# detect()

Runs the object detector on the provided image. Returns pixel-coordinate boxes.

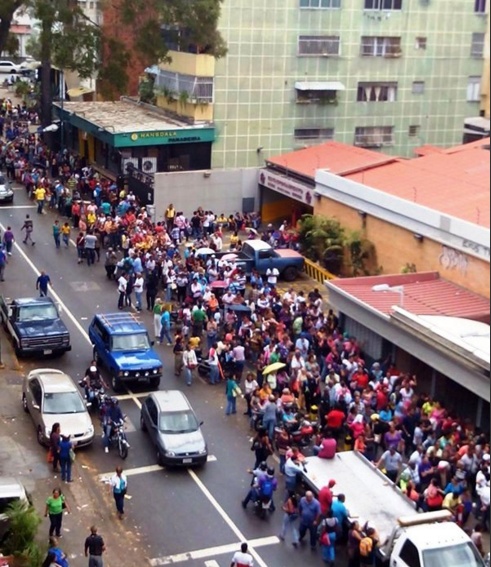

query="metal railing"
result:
[303,258,336,284]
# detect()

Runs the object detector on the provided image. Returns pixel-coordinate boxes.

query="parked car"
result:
[0,175,13,203]
[140,390,208,467]
[22,368,94,447]
[88,312,162,392]
[0,60,26,74]
[0,477,29,542]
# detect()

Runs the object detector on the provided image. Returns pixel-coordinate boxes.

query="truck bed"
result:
[302,452,417,543]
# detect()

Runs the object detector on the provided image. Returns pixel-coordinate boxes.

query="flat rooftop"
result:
[58,100,205,134]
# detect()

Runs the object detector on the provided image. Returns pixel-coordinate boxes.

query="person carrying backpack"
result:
[359,526,378,566]
[317,510,339,566]
[258,467,278,511]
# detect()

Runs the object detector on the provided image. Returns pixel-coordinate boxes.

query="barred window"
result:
[471,33,485,58]
[298,35,340,56]
[154,70,214,103]
[300,0,341,8]
[354,126,394,147]
[294,128,334,140]
[365,0,402,9]
[360,36,401,57]
[357,82,398,102]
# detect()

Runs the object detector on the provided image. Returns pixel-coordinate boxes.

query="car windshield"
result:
[159,410,199,434]
[112,333,150,351]
[18,305,58,322]
[43,392,86,414]
[423,542,484,567]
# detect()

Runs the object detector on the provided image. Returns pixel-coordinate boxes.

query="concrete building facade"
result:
[150,0,489,169]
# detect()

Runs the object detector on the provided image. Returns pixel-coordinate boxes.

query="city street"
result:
[0,187,325,567]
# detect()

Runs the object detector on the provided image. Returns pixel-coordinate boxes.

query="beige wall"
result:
[315,198,490,298]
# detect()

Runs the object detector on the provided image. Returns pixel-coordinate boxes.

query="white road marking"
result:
[0,222,93,347]
[113,392,148,402]
[97,455,217,480]
[0,205,36,209]
[187,469,270,567]
[149,536,279,566]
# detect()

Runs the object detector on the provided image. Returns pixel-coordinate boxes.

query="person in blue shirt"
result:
[298,491,322,550]
[101,398,124,453]
[159,309,172,345]
[331,493,350,541]
[36,271,52,296]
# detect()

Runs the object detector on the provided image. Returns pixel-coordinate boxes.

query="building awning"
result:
[67,87,94,98]
[295,81,345,91]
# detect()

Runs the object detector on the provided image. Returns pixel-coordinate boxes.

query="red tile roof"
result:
[329,272,490,323]
[346,139,490,228]
[266,141,396,180]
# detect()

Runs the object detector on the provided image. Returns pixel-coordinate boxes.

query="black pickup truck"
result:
[0,295,71,357]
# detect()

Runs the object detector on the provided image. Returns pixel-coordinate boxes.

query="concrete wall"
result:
[153,168,259,219]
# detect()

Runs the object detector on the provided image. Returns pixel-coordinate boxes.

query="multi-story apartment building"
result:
[150,0,489,168]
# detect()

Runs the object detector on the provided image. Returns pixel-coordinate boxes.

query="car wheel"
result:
[22,395,29,413]
[156,449,164,467]
[118,438,128,460]
[140,414,147,432]
[111,375,123,393]
[36,427,45,446]
[282,266,298,282]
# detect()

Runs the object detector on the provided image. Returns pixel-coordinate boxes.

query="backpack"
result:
[359,536,373,557]
[260,478,274,498]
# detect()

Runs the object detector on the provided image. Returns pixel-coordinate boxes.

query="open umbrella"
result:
[248,227,258,235]
[196,247,214,256]
[210,280,228,289]
[227,303,252,313]
[262,362,286,375]
[221,253,238,262]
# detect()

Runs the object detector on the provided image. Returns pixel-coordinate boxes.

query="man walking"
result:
[53,220,61,249]
[0,246,7,281]
[117,273,128,310]
[21,214,35,246]
[2,226,14,256]
[84,525,106,567]
[84,231,97,266]
[133,272,144,312]
[34,184,46,214]
[230,542,254,566]
[298,491,322,551]
[36,271,52,297]
[110,466,127,519]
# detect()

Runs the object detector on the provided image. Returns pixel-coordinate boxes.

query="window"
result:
[399,540,422,567]
[354,126,394,147]
[298,35,340,56]
[294,128,335,141]
[415,37,427,50]
[300,0,341,8]
[153,70,214,103]
[408,125,420,137]
[364,0,402,9]
[357,82,398,102]
[467,76,481,101]
[412,81,425,94]
[360,36,401,57]
[471,33,485,57]
[474,0,486,13]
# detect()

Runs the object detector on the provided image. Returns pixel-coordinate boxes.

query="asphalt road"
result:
[0,187,327,567]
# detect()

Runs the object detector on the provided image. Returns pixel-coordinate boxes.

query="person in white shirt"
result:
[266,267,279,287]
[110,466,128,519]
[182,344,198,387]
[133,273,144,311]
[230,542,254,567]
[117,274,128,310]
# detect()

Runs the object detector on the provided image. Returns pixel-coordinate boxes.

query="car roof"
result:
[14,297,55,306]
[0,477,27,499]
[95,313,146,334]
[243,240,271,251]
[29,368,76,393]
[151,390,192,412]
[403,522,472,549]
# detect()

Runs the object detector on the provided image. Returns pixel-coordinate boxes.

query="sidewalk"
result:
[0,328,144,566]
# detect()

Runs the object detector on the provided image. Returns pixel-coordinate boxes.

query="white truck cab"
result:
[379,510,485,567]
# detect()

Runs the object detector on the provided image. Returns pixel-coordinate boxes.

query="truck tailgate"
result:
[302,452,417,543]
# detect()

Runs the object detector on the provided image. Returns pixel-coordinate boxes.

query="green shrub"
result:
[1,500,42,559]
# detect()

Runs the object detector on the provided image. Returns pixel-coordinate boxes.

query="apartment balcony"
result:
[159,50,215,78]
[156,95,213,123]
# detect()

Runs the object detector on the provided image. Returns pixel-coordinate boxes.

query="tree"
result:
[0,0,23,57]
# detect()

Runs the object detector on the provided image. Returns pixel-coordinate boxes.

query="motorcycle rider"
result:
[242,462,267,509]
[81,362,108,403]
[101,397,124,454]
[257,466,278,512]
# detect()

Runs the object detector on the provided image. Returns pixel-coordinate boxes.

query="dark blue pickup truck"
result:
[0,296,71,357]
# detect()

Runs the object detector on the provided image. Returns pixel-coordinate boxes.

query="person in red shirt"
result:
[318,479,336,515]
[314,429,337,459]
[326,405,346,439]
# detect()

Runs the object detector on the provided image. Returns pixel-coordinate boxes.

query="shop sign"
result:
[115,128,215,147]
[259,169,313,206]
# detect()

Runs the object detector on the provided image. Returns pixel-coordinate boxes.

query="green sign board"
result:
[114,127,215,147]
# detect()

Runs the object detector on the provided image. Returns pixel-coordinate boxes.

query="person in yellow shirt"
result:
[86,211,96,228]
[61,222,71,247]
[34,186,46,214]
[165,203,175,232]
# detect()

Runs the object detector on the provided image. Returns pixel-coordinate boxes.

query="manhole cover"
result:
[70,281,101,292]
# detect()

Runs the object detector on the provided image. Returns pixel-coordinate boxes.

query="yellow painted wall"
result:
[262,199,293,223]
[156,95,214,122]
[159,51,215,77]
[314,198,490,298]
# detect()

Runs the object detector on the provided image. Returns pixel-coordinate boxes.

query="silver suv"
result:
[22,368,94,447]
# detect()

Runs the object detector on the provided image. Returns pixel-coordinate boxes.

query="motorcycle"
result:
[106,419,130,459]
[254,494,273,520]
[78,381,105,413]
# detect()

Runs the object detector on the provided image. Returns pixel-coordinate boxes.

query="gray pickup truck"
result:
[0,295,71,357]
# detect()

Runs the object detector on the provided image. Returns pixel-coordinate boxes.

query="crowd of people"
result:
[0,125,489,566]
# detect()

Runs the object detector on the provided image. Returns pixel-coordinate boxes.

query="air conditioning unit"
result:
[122,158,139,173]
[140,157,157,174]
